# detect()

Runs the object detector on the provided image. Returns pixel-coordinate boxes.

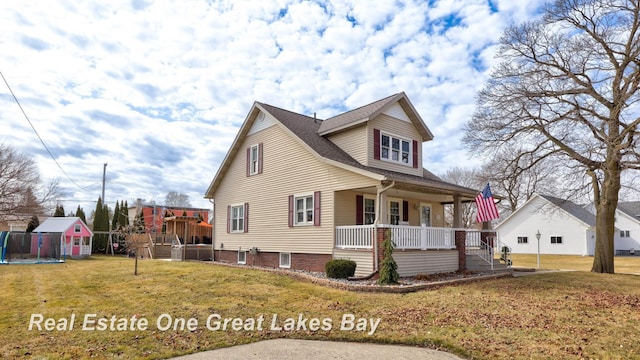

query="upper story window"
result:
[74,224,81,233]
[374,129,418,168]
[246,143,263,176]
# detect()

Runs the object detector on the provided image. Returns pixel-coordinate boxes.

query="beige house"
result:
[205,92,500,276]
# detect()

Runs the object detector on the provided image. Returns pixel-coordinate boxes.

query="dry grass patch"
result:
[1,256,639,359]
[510,253,640,273]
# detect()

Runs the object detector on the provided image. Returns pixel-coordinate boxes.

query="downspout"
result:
[208,198,215,261]
[373,180,395,271]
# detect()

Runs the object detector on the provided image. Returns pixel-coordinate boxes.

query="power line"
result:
[1,71,86,190]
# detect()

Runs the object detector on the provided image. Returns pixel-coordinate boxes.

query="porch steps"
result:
[466,254,513,274]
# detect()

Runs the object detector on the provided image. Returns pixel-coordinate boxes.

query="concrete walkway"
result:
[171,339,464,360]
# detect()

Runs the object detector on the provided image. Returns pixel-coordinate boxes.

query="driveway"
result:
[171,339,464,360]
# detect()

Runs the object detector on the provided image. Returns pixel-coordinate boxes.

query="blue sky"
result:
[0,0,545,213]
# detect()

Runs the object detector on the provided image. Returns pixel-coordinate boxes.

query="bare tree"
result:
[0,144,59,222]
[439,167,482,228]
[164,191,191,207]
[464,0,640,273]
[480,146,562,213]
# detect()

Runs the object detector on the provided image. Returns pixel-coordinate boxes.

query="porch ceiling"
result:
[339,183,476,204]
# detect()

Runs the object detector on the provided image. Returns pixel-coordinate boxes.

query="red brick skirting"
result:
[215,249,331,273]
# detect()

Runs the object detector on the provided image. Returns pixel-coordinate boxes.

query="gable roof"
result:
[205,94,478,199]
[496,193,595,229]
[617,201,640,221]
[317,92,434,141]
[538,194,596,226]
[33,217,91,234]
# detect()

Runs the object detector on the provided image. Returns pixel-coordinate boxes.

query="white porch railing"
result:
[335,225,375,249]
[465,230,511,270]
[334,225,456,250]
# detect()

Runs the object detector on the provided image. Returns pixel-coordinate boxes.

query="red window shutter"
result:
[314,191,321,226]
[403,200,409,222]
[288,195,294,228]
[244,203,249,233]
[373,129,380,160]
[246,147,251,177]
[258,143,263,174]
[226,205,231,233]
[412,140,419,168]
[356,195,363,225]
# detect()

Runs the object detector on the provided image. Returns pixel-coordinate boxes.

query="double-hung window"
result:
[289,192,320,227]
[250,144,259,175]
[295,194,314,225]
[380,133,411,165]
[246,143,263,176]
[230,204,245,232]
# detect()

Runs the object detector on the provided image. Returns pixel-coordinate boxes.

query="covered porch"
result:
[332,180,508,276]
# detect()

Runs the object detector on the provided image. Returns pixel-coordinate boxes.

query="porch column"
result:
[453,195,462,228]
[377,189,389,225]
[455,230,466,271]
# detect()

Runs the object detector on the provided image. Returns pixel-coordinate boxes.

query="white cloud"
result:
[0,0,543,212]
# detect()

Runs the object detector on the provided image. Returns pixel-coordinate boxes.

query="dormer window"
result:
[380,133,411,165]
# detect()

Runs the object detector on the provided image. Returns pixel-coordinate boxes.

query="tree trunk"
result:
[591,167,620,274]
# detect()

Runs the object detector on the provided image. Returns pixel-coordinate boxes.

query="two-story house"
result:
[204,92,484,276]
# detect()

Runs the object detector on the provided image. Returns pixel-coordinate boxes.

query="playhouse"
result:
[32,217,93,258]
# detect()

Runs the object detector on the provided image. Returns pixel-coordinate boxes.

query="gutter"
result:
[208,198,215,261]
[373,180,395,271]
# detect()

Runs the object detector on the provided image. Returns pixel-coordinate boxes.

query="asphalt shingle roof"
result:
[539,194,596,226]
[257,101,479,198]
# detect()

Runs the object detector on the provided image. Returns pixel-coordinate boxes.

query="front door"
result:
[420,204,432,227]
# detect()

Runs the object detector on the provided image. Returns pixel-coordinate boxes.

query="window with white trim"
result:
[74,237,81,246]
[238,251,247,264]
[231,205,245,232]
[279,253,291,268]
[517,236,528,244]
[295,194,314,225]
[550,236,563,244]
[389,200,400,225]
[364,197,375,225]
[74,224,81,233]
[250,144,259,175]
[380,133,411,165]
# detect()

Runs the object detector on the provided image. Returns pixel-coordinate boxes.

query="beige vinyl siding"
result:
[393,250,459,277]
[325,124,368,164]
[333,249,374,276]
[214,124,377,255]
[368,114,422,176]
[334,190,361,226]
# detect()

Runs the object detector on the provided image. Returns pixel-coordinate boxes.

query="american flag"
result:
[475,183,499,223]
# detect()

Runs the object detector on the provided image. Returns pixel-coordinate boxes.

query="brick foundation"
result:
[214,249,331,273]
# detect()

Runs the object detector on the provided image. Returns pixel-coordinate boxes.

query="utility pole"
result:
[102,163,107,203]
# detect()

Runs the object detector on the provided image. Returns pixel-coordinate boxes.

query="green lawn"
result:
[1,256,639,359]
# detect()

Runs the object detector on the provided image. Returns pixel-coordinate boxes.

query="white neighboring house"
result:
[613,202,640,254]
[497,194,640,256]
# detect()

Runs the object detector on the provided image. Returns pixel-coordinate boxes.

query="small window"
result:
[238,251,247,264]
[295,194,314,225]
[620,230,630,238]
[250,144,259,175]
[551,236,563,244]
[279,253,291,268]
[517,236,528,244]
[74,224,81,233]
[74,237,80,246]
[231,205,244,232]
